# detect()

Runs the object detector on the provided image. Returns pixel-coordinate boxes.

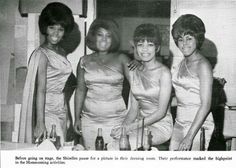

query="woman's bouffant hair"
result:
[39,2,74,36]
[86,18,120,52]
[171,14,205,49]
[133,23,162,47]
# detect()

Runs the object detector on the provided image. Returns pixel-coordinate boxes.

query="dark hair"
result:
[39,2,74,36]
[86,18,120,52]
[133,23,161,47]
[171,14,205,49]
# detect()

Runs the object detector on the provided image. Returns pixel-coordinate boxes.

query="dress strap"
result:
[79,57,85,69]
[38,47,50,61]
[96,53,123,74]
[184,60,197,78]
[176,60,184,79]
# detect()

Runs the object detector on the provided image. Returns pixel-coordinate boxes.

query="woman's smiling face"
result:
[136,40,158,62]
[46,24,65,45]
[95,28,112,52]
[177,34,198,57]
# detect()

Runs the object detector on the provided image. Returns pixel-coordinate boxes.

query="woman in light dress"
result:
[111,23,173,150]
[74,18,139,150]
[19,2,74,145]
[169,14,214,151]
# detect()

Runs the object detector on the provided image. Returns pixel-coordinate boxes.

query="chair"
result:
[208,77,227,150]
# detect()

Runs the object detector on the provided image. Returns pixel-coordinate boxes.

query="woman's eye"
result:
[186,37,192,41]
[178,38,183,42]
[48,26,54,29]
[59,28,65,32]
[137,43,143,47]
[106,34,111,38]
[148,43,155,46]
[97,33,103,36]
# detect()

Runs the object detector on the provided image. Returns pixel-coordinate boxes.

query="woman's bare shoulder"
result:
[198,56,212,73]
[80,53,96,62]
[158,62,170,73]
[159,63,171,81]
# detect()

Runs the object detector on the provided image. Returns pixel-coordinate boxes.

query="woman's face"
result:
[46,24,65,45]
[177,34,197,57]
[95,28,112,52]
[136,40,158,62]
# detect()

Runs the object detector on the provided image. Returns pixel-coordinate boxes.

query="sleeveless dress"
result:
[19,47,72,145]
[80,54,127,150]
[170,60,214,151]
[128,67,173,150]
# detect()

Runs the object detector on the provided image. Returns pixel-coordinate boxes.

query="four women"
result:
[20,1,215,151]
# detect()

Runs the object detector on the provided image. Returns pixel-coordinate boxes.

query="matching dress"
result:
[20,47,214,151]
[170,60,214,150]
[19,47,72,145]
[79,54,128,150]
[128,66,173,150]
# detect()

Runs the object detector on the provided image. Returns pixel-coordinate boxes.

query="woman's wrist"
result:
[126,122,136,132]
[185,131,195,141]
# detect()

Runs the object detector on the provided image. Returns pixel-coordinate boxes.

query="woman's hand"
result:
[127,40,143,71]
[74,119,82,135]
[178,135,193,151]
[34,123,46,140]
[127,59,142,71]
[110,125,122,139]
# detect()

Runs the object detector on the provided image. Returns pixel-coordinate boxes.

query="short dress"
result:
[170,60,214,151]
[128,66,173,150]
[79,54,128,150]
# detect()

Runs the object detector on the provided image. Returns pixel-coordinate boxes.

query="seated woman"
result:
[111,23,173,150]
[169,14,214,151]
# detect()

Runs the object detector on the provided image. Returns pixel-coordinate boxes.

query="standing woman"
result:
[111,23,173,150]
[170,14,214,151]
[19,2,74,145]
[74,19,138,150]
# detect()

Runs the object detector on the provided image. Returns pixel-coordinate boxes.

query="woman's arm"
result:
[127,67,172,131]
[74,58,88,135]
[119,53,132,82]
[34,53,48,138]
[178,60,213,151]
[119,53,142,82]
[123,92,139,125]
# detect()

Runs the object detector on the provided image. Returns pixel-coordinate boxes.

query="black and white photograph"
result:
[1,0,236,167]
